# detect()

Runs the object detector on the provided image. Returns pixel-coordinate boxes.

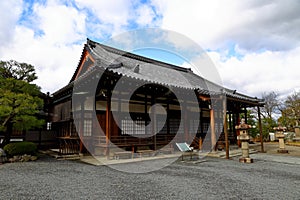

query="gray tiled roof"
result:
[54,39,263,106]
[90,40,220,90]
[86,39,263,105]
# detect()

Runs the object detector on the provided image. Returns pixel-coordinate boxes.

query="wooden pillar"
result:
[118,97,121,136]
[228,112,232,145]
[257,106,264,152]
[229,113,232,133]
[223,97,229,159]
[151,95,157,151]
[199,109,203,150]
[244,107,248,124]
[210,108,216,151]
[79,101,84,153]
[236,108,241,147]
[105,90,111,157]
[184,102,189,142]
[167,101,170,135]
[145,93,148,135]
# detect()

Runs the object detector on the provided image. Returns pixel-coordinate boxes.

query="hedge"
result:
[3,142,37,156]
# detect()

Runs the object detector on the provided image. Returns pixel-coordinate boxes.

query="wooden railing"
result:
[58,136,80,155]
[93,134,195,149]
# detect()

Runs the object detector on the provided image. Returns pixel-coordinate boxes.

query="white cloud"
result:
[155,0,239,49]
[155,0,300,51]
[0,0,299,99]
[214,48,300,97]
[29,0,86,45]
[1,25,83,93]
[0,0,86,93]
[149,0,167,15]
[136,5,155,26]
[0,1,23,45]
[75,0,133,36]
[181,47,300,98]
[149,0,300,98]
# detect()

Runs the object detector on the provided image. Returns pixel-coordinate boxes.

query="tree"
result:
[260,91,280,119]
[251,91,280,140]
[260,92,281,139]
[279,92,300,129]
[0,60,37,82]
[0,60,44,146]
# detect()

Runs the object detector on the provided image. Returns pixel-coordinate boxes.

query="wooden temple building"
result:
[50,39,264,158]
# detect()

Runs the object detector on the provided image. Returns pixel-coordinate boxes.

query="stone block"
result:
[239,157,253,163]
[295,127,300,137]
[277,149,289,153]
[30,156,38,161]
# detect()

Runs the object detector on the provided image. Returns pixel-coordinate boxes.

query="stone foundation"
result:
[239,157,253,163]
[277,149,289,153]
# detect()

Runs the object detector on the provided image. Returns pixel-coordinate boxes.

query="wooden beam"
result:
[235,106,241,147]
[223,97,229,159]
[210,108,216,151]
[200,109,203,150]
[226,96,261,107]
[105,90,111,157]
[145,93,148,135]
[184,102,189,142]
[79,101,84,153]
[244,107,248,124]
[151,96,157,151]
[167,101,170,135]
[257,106,265,152]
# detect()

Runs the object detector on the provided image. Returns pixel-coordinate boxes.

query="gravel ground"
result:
[0,154,299,200]
[252,142,300,156]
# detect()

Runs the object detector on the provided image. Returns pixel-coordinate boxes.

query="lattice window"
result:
[121,119,132,135]
[169,118,183,134]
[135,117,146,135]
[83,120,92,136]
[215,123,219,133]
[189,119,200,134]
[121,117,145,135]
[157,120,167,134]
[202,122,210,134]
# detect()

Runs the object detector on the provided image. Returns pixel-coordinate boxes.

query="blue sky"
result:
[0,0,300,98]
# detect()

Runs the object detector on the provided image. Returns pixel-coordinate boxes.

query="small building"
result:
[50,39,264,157]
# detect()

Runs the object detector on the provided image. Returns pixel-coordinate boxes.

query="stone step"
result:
[217,149,258,158]
[39,150,81,160]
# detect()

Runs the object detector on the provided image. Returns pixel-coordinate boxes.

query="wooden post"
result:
[236,108,241,147]
[223,97,229,159]
[184,102,189,142]
[151,95,157,151]
[145,93,148,135]
[199,109,203,150]
[79,101,84,153]
[210,108,216,151]
[105,90,111,157]
[199,137,203,150]
[244,107,248,124]
[229,113,232,133]
[167,101,170,135]
[153,106,157,151]
[257,106,264,152]
[232,112,237,144]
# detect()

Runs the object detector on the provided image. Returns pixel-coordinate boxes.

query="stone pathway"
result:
[41,142,300,166]
[252,142,300,156]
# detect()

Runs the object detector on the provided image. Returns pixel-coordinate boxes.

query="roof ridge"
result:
[87,38,192,73]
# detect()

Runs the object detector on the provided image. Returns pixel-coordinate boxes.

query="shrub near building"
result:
[3,142,38,162]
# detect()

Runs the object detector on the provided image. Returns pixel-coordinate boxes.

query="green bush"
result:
[3,142,37,156]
